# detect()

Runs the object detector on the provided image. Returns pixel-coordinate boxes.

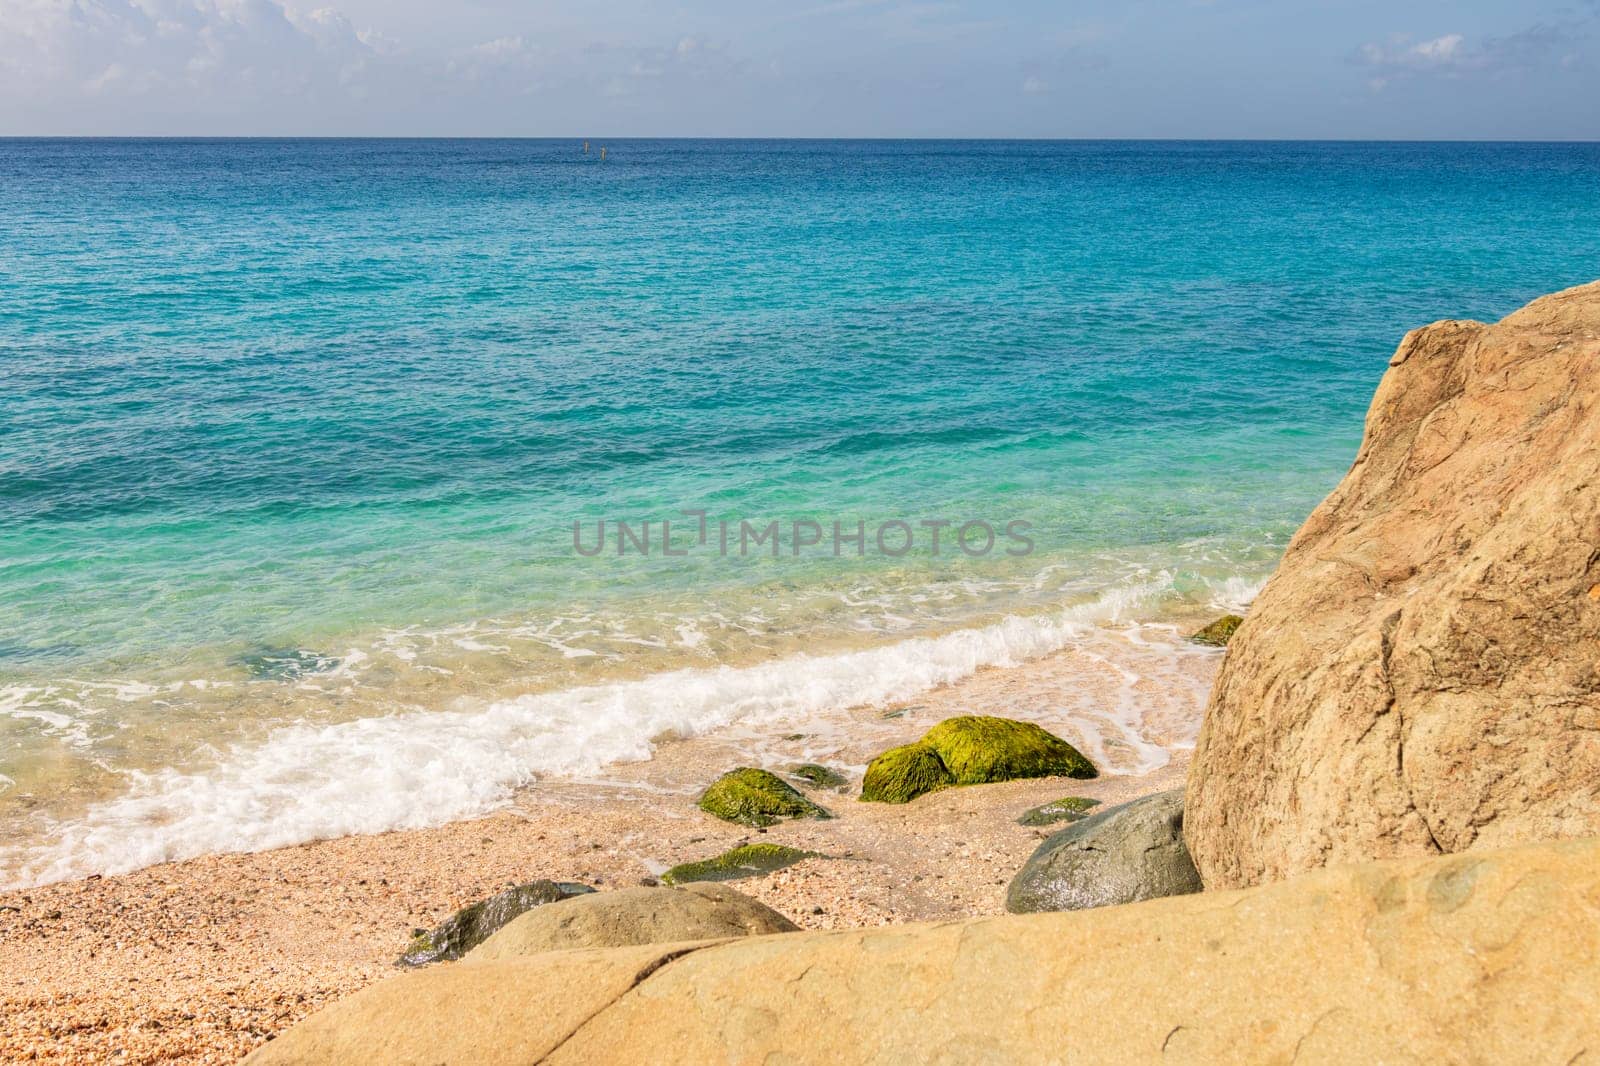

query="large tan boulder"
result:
[249,837,1600,1064]
[467,882,797,960]
[243,941,720,1066]
[1187,281,1600,889]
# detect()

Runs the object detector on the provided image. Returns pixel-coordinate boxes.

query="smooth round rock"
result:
[1006,789,1202,913]
[467,882,798,960]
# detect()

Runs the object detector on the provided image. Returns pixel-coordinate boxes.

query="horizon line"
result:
[3,135,1599,144]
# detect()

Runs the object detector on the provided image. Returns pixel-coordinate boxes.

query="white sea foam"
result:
[1203,574,1268,615]
[0,685,93,745]
[1,580,1181,889]
[1060,633,1198,775]
[674,622,707,649]
[452,637,511,653]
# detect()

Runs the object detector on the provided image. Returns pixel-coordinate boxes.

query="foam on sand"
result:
[1,581,1202,889]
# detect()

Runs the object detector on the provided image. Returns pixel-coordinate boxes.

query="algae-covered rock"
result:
[468,883,797,960]
[862,716,1095,804]
[924,716,1095,785]
[788,763,848,790]
[398,880,594,966]
[1189,614,1243,647]
[661,844,817,885]
[1017,795,1101,827]
[860,742,954,803]
[697,768,832,827]
[1007,790,1201,913]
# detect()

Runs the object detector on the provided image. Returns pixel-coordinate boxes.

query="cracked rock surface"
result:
[1186,281,1600,889]
[246,837,1600,1064]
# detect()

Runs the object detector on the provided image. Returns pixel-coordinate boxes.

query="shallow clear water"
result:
[3,139,1598,884]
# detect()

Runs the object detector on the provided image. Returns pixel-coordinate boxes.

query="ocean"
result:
[3,138,1598,887]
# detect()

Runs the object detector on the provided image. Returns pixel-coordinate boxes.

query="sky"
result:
[1,1,1598,138]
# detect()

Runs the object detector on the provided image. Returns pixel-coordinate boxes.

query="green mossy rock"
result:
[861,716,1097,804]
[1018,796,1102,827]
[661,844,818,886]
[697,768,832,827]
[860,742,955,803]
[788,763,849,790]
[924,716,1097,785]
[397,880,595,967]
[1190,614,1244,647]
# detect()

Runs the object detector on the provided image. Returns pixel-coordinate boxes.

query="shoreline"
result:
[2,606,1227,891]
[0,638,1216,1064]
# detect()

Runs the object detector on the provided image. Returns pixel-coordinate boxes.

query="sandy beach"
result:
[0,637,1214,1064]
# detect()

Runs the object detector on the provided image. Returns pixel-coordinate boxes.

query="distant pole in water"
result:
[600,146,607,161]
[583,140,590,154]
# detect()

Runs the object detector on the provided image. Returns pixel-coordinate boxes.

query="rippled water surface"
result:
[3,139,1598,883]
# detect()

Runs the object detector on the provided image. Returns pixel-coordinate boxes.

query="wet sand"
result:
[0,637,1216,1064]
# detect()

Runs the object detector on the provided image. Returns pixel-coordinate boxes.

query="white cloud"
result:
[1410,33,1462,61]
[1360,32,1465,71]
[0,0,377,104]
[1357,16,1591,91]
[465,35,528,61]
[0,1,772,129]
[586,35,752,96]
[445,34,537,83]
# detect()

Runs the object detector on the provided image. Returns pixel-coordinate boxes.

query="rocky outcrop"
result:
[1006,790,1201,912]
[859,740,952,803]
[396,880,593,966]
[1015,795,1100,827]
[861,716,1095,803]
[697,768,831,827]
[248,837,1600,1064]
[660,843,816,885]
[467,883,797,960]
[1187,282,1600,889]
[787,763,849,790]
[1188,614,1242,646]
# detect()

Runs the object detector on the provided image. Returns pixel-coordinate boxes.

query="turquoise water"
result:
[3,139,1598,883]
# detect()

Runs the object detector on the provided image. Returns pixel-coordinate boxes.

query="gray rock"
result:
[398,880,595,966]
[1006,790,1201,913]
